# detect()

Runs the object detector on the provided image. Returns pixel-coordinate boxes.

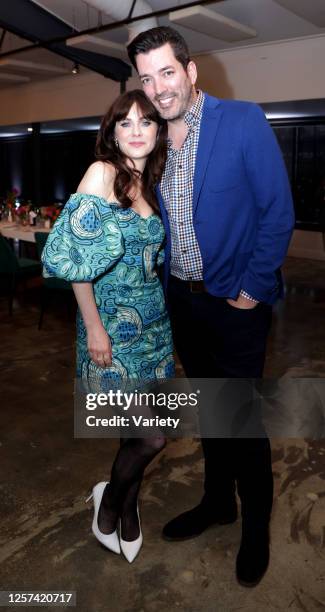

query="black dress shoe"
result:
[162,502,238,541]
[236,526,270,587]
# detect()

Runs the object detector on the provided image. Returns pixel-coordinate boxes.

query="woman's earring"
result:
[114,137,119,148]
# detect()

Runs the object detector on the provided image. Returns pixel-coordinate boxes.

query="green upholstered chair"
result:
[0,233,41,315]
[34,231,74,329]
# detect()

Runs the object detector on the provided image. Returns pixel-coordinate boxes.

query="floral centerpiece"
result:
[15,203,30,225]
[5,188,20,221]
[41,205,61,228]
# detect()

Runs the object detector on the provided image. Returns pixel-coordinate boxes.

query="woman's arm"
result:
[72,282,112,368]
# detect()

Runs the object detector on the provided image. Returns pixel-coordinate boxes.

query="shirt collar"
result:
[184,89,204,128]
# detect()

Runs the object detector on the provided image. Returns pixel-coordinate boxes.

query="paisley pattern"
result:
[42,193,175,390]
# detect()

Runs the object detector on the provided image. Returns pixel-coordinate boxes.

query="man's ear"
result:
[187,60,197,86]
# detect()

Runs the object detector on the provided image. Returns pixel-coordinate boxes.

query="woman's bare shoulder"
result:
[76,161,116,199]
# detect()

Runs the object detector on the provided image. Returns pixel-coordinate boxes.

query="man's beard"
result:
[155,89,193,122]
[160,106,186,122]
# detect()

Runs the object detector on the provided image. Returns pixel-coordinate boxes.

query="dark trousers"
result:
[168,276,274,527]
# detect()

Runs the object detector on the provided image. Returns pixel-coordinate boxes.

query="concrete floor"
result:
[0,256,325,612]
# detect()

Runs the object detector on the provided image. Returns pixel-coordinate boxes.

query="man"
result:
[127,27,294,586]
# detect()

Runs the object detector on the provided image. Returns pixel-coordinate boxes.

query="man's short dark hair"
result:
[127,26,190,71]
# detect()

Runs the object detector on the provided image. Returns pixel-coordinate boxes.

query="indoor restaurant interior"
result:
[0,1,324,611]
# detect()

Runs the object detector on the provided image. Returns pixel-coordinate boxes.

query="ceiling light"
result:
[27,127,33,132]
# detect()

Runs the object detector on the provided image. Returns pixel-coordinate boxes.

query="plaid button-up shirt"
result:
[160,90,204,280]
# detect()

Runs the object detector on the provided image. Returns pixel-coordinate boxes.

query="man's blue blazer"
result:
[157,93,295,305]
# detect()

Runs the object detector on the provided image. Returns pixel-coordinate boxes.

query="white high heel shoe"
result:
[119,506,143,563]
[86,481,120,554]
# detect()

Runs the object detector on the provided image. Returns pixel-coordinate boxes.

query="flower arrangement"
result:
[5,188,20,221]
[15,204,30,224]
[41,205,61,227]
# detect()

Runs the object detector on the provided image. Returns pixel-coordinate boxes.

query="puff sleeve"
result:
[41,193,124,282]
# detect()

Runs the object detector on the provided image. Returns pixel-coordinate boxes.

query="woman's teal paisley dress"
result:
[42,193,175,390]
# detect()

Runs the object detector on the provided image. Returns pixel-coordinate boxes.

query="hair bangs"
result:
[113,90,161,124]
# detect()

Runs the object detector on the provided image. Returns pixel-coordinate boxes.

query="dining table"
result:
[0,221,51,243]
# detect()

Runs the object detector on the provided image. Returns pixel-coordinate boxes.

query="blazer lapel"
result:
[193,96,223,216]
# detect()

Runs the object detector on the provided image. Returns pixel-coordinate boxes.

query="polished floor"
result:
[0,256,324,612]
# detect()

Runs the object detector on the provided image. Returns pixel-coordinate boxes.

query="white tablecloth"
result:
[0,221,50,243]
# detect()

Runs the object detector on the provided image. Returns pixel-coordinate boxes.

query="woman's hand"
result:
[87,324,112,368]
[71,283,112,368]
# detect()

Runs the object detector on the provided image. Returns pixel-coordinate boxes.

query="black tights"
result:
[98,435,166,540]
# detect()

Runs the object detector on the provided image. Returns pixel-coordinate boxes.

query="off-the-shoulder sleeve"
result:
[41,193,124,281]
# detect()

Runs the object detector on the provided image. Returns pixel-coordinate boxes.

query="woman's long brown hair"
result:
[95,89,167,213]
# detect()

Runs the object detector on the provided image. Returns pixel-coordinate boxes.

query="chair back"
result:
[0,234,19,274]
[34,232,49,259]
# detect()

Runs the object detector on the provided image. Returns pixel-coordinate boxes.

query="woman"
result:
[42,90,175,562]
